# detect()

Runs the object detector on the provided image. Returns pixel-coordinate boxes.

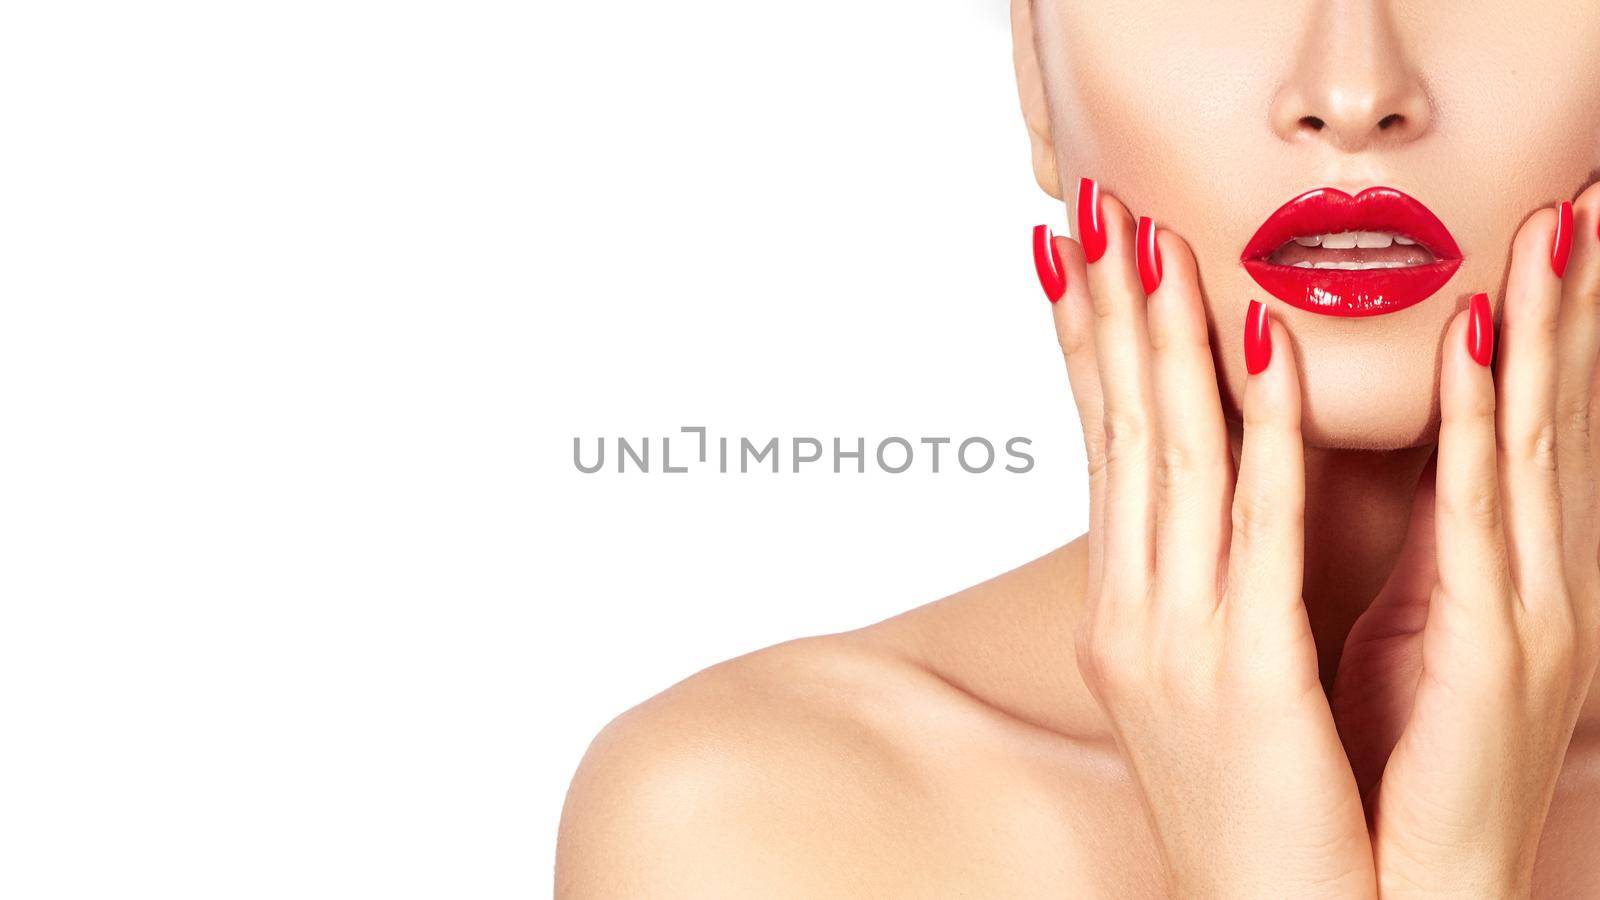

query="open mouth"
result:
[1241,187,1462,317]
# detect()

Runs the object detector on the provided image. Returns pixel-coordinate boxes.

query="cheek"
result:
[1423,17,1600,259]
[1037,1,1600,449]
[1042,1,1293,199]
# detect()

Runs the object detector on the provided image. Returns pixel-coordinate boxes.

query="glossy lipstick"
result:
[1241,187,1462,317]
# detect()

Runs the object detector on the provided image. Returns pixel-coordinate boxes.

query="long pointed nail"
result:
[1245,300,1272,375]
[1553,201,1574,278]
[1467,293,1494,366]
[1076,177,1106,263]
[1136,216,1162,294]
[1032,224,1066,302]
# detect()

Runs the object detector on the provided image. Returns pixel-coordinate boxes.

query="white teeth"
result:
[1288,230,1419,248]
[1278,229,1429,267]
[1308,260,1411,270]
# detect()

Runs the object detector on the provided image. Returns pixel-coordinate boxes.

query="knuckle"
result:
[1084,447,1110,483]
[1158,442,1196,493]
[1102,410,1150,461]
[1500,422,1559,473]
[1448,392,1497,427]
[1441,480,1503,529]
[1231,488,1291,540]
[1528,597,1593,682]
[1530,638,1579,693]
[1158,447,1226,520]
[1057,326,1090,360]
[1077,623,1141,696]
[1091,288,1123,322]
[1558,397,1593,442]
[1081,426,1110,481]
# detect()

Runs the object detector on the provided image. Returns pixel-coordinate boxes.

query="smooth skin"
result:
[558,0,1600,894]
[1054,190,1600,896]
[557,187,1600,898]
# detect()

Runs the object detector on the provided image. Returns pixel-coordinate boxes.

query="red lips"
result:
[1241,187,1462,318]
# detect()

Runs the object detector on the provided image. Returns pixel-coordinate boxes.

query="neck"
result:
[881,435,1437,740]
[1294,439,1433,682]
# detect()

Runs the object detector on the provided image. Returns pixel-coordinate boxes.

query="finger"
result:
[1079,178,1157,600]
[1046,229,1108,596]
[1559,187,1600,583]
[1435,297,1514,616]
[1146,224,1231,606]
[1496,205,1567,601]
[1224,304,1306,616]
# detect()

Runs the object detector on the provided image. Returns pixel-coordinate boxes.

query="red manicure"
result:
[1245,300,1272,375]
[1077,177,1106,263]
[1032,224,1067,302]
[1136,216,1162,294]
[1553,200,1574,278]
[1467,292,1494,367]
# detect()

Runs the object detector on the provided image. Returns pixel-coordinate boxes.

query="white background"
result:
[1,1,1089,896]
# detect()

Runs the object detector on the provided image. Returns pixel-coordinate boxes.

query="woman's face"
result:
[1014,0,1600,449]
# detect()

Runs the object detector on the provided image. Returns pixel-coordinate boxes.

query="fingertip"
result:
[1575,179,1600,212]
[1439,300,1495,419]
[1242,308,1300,426]
[1152,229,1198,292]
[1555,200,1575,278]
[1243,299,1273,377]
[1514,204,1561,255]
[1509,204,1563,288]
[1093,190,1137,263]
[1145,229,1207,350]
[1467,292,1494,367]
[1049,233,1093,352]
[1265,316,1301,406]
[1053,233,1088,285]
[1145,227,1202,305]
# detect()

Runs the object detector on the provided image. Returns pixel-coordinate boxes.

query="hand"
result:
[1043,182,1375,898]
[1333,191,1600,897]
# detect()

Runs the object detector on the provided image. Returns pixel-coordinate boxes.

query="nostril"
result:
[1298,115,1325,132]
[1378,114,1405,131]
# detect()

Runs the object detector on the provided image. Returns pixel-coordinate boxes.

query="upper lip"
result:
[1241,186,1462,264]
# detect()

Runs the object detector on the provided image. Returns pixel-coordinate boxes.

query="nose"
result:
[1270,0,1432,151]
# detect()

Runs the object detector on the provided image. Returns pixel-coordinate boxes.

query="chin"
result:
[1296,358,1441,451]
[1208,264,1453,452]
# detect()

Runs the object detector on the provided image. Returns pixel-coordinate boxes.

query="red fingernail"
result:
[1553,200,1574,278]
[1032,224,1066,302]
[1245,299,1272,375]
[1077,177,1106,263]
[1467,292,1493,367]
[1136,216,1162,294]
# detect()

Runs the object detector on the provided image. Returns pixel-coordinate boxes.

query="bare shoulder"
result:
[555,634,978,896]
[556,542,1164,897]
[554,621,1131,897]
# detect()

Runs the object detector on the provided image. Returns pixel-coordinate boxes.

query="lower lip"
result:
[1241,258,1462,318]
